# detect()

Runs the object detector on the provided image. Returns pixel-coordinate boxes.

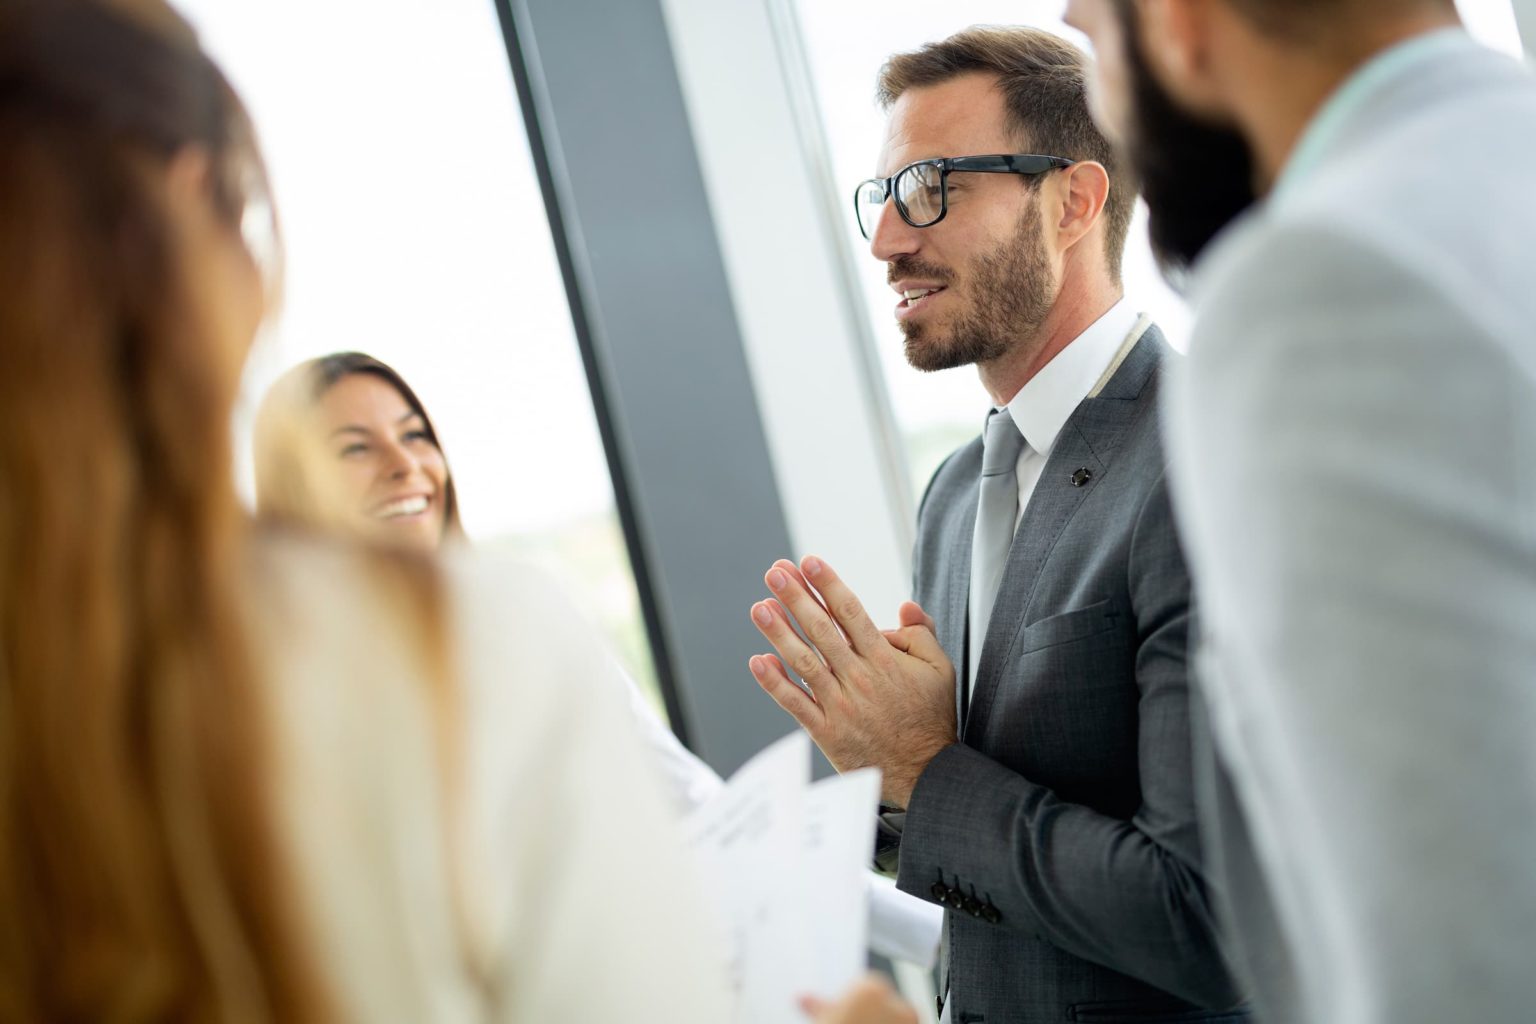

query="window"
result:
[177,0,665,710]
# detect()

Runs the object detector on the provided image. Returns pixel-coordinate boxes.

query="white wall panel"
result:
[660,0,915,622]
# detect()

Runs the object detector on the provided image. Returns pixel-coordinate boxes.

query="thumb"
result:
[901,625,949,668]
[883,622,949,669]
[897,600,935,632]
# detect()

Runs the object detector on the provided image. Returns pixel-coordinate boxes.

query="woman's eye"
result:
[403,430,432,444]
[339,443,368,457]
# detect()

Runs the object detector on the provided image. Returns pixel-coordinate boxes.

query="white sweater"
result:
[259,540,733,1022]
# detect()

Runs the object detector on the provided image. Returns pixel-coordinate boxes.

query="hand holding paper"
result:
[802,975,919,1024]
[748,555,956,808]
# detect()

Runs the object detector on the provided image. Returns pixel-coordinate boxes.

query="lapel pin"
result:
[1071,467,1093,487]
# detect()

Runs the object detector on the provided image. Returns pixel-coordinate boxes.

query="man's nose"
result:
[868,198,920,264]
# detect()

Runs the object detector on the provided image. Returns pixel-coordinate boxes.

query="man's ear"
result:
[1056,160,1110,251]
[1136,0,1215,99]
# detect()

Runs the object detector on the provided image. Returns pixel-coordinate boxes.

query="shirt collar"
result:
[1272,28,1473,206]
[1001,298,1138,456]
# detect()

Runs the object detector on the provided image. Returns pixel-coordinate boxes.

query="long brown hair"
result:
[254,352,466,541]
[0,1,328,1019]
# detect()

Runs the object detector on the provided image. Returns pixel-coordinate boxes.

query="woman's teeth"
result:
[377,496,429,519]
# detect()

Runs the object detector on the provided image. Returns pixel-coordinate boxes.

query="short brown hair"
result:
[877,26,1134,282]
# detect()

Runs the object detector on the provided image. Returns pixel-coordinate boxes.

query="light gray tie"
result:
[968,408,1026,694]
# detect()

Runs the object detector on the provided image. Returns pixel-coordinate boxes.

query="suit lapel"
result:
[963,328,1165,736]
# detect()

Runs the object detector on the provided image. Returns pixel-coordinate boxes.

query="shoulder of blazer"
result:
[1095,325,1171,404]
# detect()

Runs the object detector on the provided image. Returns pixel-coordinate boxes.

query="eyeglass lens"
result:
[855,162,946,239]
[855,179,887,240]
[894,162,944,229]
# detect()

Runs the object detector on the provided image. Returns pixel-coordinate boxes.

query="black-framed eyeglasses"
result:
[853,154,1074,240]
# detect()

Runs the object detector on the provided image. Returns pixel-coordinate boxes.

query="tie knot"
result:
[981,409,1025,477]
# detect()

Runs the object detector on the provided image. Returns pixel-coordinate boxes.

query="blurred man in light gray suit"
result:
[746,27,1246,1024]
[1066,0,1536,1020]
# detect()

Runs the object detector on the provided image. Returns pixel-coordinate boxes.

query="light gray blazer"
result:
[1167,31,1536,1024]
[888,331,1246,1024]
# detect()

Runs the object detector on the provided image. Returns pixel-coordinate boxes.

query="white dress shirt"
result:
[1003,299,1141,531]
[967,299,1143,686]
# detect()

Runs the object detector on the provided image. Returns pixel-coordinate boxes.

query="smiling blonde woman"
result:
[254,352,463,550]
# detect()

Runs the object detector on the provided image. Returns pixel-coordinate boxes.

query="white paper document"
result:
[684,732,882,1023]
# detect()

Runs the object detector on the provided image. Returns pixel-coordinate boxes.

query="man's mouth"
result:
[896,285,947,318]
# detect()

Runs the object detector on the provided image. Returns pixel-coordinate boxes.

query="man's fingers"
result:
[799,995,829,1018]
[801,556,888,657]
[751,599,837,692]
[748,653,824,730]
[765,560,855,672]
[800,975,918,1023]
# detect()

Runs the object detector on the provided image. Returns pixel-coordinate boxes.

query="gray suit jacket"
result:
[1168,30,1536,1024]
[887,330,1245,1024]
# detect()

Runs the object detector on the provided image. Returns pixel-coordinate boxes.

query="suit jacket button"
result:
[961,895,982,917]
[1071,467,1093,487]
[982,903,1002,924]
[930,882,949,902]
[946,890,967,911]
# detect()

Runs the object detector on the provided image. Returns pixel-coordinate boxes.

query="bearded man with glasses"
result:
[748,26,1246,1024]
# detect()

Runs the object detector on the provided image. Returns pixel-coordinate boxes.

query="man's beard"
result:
[896,201,1055,373]
[1115,1,1257,280]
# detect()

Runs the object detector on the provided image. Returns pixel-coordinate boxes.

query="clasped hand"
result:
[748,555,956,808]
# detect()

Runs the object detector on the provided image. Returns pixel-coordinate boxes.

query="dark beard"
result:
[1116,1,1257,281]
[897,201,1054,372]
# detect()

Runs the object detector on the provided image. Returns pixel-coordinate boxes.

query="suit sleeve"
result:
[1170,218,1536,1022]
[893,472,1241,1009]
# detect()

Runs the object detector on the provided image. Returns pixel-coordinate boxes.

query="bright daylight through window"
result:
[174,0,666,711]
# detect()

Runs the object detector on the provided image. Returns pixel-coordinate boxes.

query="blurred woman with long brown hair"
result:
[0,1,730,1020]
